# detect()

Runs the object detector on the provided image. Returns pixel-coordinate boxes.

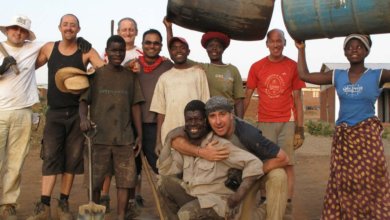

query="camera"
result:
[224,168,242,191]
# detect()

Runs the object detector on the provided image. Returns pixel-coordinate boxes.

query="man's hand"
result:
[163,16,172,29]
[225,205,240,220]
[155,141,163,156]
[199,140,229,161]
[0,56,16,75]
[80,118,93,132]
[77,37,92,53]
[227,192,241,210]
[293,126,305,150]
[124,59,140,73]
[134,137,142,157]
[295,40,305,50]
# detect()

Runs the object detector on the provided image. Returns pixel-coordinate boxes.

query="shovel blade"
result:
[78,202,106,220]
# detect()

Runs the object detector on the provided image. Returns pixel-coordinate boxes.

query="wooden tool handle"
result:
[0,43,20,75]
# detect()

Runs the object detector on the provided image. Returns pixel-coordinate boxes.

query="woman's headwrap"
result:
[343,34,372,54]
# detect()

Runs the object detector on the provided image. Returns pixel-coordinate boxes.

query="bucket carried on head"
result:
[282,0,390,40]
[166,0,275,41]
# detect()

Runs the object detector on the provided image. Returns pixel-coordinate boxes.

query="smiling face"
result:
[206,39,225,64]
[5,26,29,47]
[117,19,137,46]
[169,40,190,66]
[58,14,80,41]
[184,110,208,140]
[106,41,126,67]
[344,38,368,64]
[266,29,285,61]
[142,33,162,60]
[207,110,234,138]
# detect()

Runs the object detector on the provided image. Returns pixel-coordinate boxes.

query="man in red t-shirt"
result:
[244,29,306,218]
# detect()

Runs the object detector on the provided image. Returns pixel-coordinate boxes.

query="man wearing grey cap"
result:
[0,15,44,220]
[158,99,264,219]
[169,96,290,219]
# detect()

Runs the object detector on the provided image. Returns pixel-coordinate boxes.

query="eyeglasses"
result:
[143,41,161,46]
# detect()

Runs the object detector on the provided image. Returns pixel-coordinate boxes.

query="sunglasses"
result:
[143,41,161,46]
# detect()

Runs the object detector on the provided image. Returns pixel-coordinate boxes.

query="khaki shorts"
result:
[257,121,295,165]
[91,144,136,190]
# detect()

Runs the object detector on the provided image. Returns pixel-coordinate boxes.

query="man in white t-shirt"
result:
[150,37,210,153]
[102,17,143,63]
[0,15,43,219]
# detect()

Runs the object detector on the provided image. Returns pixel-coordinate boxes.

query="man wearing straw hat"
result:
[0,15,43,220]
[27,14,105,220]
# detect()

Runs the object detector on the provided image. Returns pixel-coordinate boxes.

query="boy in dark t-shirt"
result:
[79,35,144,220]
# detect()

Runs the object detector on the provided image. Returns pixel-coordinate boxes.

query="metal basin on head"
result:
[167,0,275,41]
[282,0,390,41]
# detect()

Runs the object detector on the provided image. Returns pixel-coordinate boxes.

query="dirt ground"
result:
[9,118,390,220]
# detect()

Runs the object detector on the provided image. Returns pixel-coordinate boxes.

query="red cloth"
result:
[201,32,230,48]
[139,56,163,73]
[246,56,306,122]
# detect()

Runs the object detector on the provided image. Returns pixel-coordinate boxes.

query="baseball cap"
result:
[168,36,188,48]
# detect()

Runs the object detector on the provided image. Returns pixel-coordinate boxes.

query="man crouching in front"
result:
[157,98,264,220]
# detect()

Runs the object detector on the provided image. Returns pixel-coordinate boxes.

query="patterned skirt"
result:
[322,117,390,220]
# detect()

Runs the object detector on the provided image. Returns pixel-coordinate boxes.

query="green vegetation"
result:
[305,120,334,137]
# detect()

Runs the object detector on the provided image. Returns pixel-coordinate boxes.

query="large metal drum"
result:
[282,0,390,40]
[166,0,275,41]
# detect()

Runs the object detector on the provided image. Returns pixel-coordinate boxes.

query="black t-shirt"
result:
[81,65,144,145]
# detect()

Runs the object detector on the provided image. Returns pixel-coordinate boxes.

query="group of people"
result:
[0,12,389,220]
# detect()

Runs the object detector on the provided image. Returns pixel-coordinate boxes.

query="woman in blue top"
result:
[296,34,390,219]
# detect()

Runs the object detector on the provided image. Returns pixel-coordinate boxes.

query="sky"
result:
[1,0,389,85]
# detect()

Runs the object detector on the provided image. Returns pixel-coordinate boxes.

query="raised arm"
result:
[163,16,173,46]
[295,41,333,85]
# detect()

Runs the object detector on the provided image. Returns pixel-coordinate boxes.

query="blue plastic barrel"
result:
[282,0,390,40]
[166,0,275,41]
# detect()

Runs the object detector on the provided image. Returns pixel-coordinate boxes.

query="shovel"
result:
[140,151,165,220]
[78,126,106,220]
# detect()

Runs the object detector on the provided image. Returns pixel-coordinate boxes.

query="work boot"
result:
[254,203,267,219]
[0,204,17,220]
[99,195,110,213]
[283,201,293,220]
[26,202,51,220]
[135,195,145,207]
[125,200,141,219]
[57,199,73,220]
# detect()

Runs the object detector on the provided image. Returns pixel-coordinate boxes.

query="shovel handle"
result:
[83,125,97,203]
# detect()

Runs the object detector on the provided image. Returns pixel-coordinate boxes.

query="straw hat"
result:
[0,15,36,41]
[55,67,90,94]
